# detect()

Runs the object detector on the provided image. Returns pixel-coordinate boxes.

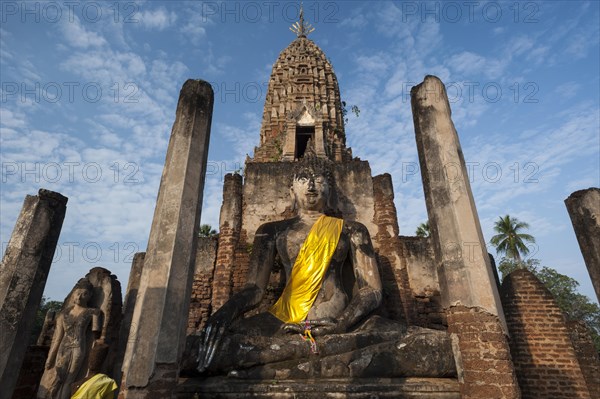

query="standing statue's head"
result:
[72,278,93,307]
[291,156,334,213]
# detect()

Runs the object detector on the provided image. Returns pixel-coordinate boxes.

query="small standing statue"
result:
[37,278,102,399]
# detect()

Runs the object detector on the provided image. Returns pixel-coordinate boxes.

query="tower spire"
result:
[289,3,315,38]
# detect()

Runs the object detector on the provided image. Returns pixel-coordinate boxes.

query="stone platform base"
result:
[177,377,460,398]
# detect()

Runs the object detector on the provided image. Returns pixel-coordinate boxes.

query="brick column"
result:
[0,189,67,399]
[501,269,592,398]
[210,173,243,311]
[411,75,520,398]
[120,80,213,398]
[371,173,412,323]
[565,188,600,302]
[567,320,600,398]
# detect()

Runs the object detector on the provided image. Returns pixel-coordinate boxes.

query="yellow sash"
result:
[269,215,343,323]
[71,373,118,399]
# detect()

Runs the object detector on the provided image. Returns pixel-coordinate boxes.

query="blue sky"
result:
[1,1,599,304]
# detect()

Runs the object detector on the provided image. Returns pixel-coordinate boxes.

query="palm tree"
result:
[415,221,430,238]
[199,224,217,237]
[490,215,535,263]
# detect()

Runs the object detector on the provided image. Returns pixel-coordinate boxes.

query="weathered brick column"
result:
[411,75,520,398]
[210,173,243,311]
[0,189,67,399]
[120,79,213,398]
[565,188,600,302]
[567,320,600,398]
[372,173,412,323]
[501,269,592,398]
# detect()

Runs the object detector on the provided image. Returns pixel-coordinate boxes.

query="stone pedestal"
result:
[565,188,600,302]
[0,189,67,399]
[177,377,460,399]
[411,76,520,398]
[120,79,213,398]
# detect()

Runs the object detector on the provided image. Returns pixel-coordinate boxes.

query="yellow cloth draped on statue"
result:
[269,215,344,323]
[71,373,118,399]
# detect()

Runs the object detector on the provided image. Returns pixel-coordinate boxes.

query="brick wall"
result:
[501,268,591,398]
[446,306,521,398]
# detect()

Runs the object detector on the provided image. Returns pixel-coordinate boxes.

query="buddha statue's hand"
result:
[310,318,339,336]
[280,323,304,334]
[279,318,338,336]
[197,309,234,373]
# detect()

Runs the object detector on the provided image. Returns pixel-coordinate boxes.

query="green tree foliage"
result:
[490,215,536,262]
[341,101,360,124]
[31,296,63,344]
[499,258,600,351]
[199,224,218,237]
[415,221,430,238]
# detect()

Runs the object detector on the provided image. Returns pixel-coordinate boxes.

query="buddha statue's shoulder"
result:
[341,220,371,235]
[255,217,299,237]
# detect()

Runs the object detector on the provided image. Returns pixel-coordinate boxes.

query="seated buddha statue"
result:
[194,157,455,379]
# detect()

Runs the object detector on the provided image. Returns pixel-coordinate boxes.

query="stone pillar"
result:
[0,189,67,399]
[114,252,145,385]
[565,188,600,302]
[282,122,296,161]
[120,79,213,398]
[314,116,327,158]
[411,75,520,398]
[210,173,243,311]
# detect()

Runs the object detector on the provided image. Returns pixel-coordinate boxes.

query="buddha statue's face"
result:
[73,287,91,306]
[291,170,330,212]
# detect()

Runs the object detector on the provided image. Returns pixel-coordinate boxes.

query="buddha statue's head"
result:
[72,278,93,307]
[290,157,334,213]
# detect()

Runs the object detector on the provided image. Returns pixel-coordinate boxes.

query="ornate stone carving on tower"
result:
[252,10,351,163]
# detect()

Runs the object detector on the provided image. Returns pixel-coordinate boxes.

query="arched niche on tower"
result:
[282,103,326,161]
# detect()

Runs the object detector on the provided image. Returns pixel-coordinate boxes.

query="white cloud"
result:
[339,13,368,28]
[554,82,581,99]
[0,108,26,129]
[565,34,592,59]
[179,2,214,45]
[446,52,507,80]
[0,28,13,61]
[139,7,177,31]
[60,16,107,49]
[355,53,392,74]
